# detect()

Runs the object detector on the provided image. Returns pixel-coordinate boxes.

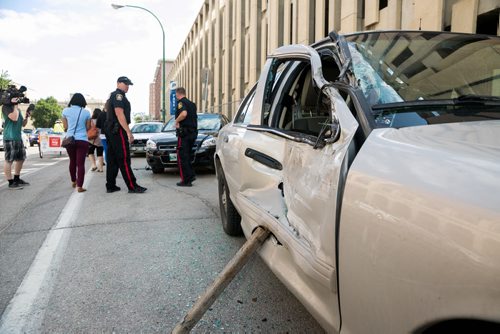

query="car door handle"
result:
[245,148,283,170]
[223,135,229,143]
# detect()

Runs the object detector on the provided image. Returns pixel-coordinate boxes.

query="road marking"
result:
[0,171,93,333]
[32,163,57,166]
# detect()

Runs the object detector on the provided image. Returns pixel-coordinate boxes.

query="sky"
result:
[0,0,204,115]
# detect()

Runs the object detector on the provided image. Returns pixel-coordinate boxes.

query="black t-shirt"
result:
[96,111,106,129]
[107,88,131,125]
[175,97,197,129]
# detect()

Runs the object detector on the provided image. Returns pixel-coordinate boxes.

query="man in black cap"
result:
[174,87,197,187]
[105,76,147,193]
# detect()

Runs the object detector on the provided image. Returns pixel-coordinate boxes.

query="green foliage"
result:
[0,70,12,90]
[133,113,153,123]
[32,97,62,128]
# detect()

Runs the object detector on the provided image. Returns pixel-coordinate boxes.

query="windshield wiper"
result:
[454,94,500,104]
[373,95,500,111]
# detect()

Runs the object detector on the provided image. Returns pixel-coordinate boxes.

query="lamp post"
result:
[112,4,166,122]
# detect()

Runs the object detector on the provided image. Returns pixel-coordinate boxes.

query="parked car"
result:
[30,128,53,146]
[21,132,30,148]
[215,30,500,333]
[146,113,229,173]
[129,121,163,155]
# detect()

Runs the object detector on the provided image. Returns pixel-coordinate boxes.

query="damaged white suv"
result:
[215,31,500,333]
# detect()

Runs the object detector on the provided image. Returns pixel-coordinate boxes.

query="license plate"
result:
[169,153,177,162]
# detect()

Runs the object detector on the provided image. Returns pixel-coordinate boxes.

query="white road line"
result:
[0,171,93,334]
[32,163,57,166]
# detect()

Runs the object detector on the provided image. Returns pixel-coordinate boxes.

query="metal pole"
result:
[112,4,166,122]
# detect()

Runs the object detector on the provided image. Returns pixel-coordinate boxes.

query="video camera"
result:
[0,85,30,105]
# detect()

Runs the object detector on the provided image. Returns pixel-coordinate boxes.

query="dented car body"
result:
[215,31,500,333]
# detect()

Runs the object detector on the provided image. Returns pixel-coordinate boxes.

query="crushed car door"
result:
[239,43,358,298]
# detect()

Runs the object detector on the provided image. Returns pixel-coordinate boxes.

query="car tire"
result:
[30,143,34,147]
[152,167,164,174]
[217,162,242,236]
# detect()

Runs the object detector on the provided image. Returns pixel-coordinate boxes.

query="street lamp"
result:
[111,3,166,122]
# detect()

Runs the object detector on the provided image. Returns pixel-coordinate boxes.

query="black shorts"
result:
[4,140,26,162]
[88,143,103,157]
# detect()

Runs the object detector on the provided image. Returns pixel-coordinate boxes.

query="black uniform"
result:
[176,97,198,185]
[105,88,137,191]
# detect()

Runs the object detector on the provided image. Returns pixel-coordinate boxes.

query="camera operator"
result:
[0,85,33,190]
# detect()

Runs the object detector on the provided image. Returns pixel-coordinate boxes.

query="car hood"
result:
[149,130,216,143]
[352,120,500,215]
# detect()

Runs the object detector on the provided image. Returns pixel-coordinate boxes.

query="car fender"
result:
[339,121,500,333]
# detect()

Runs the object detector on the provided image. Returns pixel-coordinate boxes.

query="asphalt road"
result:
[0,146,324,333]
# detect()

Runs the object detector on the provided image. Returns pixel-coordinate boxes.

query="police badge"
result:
[116,94,123,101]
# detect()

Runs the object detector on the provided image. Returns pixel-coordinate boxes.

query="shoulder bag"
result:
[87,119,98,140]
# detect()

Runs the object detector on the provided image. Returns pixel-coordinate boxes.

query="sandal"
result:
[72,181,77,188]
[97,169,104,172]
[91,167,97,171]
[77,187,87,193]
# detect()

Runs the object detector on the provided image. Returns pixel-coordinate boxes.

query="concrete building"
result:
[166,0,500,120]
[149,59,174,121]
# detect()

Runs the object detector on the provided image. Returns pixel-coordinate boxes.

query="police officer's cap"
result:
[117,76,134,85]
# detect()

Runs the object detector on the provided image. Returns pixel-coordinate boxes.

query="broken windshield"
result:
[345,31,500,128]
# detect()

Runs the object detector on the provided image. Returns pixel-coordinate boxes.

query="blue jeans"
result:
[101,138,108,164]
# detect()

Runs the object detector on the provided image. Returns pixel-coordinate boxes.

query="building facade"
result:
[166,0,500,120]
[149,59,174,120]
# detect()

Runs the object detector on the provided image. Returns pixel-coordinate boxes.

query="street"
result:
[0,146,323,333]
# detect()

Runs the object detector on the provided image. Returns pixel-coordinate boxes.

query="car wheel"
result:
[30,143,34,147]
[217,162,242,236]
[152,167,164,174]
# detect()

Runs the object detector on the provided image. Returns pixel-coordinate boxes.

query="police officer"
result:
[174,87,197,187]
[105,76,147,193]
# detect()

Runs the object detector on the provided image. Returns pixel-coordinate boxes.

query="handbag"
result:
[87,120,98,140]
[61,136,75,148]
[62,107,82,148]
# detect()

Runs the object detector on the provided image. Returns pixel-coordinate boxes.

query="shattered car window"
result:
[346,32,500,128]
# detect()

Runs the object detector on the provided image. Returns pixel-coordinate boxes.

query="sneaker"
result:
[106,186,121,193]
[128,185,147,193]
[77,187,86,193]
[8,182,23,190]
[16,179,30,186]
[176,181,192,187]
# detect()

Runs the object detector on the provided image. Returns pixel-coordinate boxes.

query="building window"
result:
[476,8,499,35]
[324,0,330,36]
[379,0,388,10]
[290,3,294,43]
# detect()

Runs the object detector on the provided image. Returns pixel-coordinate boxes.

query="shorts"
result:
[88,143,103,157]
[4,140,26,162]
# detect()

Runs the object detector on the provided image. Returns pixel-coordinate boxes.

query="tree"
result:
[0,70,12,90]
[133,113,153,123]
[32,97,62,128]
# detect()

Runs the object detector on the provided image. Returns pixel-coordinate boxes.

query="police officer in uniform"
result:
[174,87,197,187]
[105,76,147,193]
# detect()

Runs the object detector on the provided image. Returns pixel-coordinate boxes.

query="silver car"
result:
[215,30,500,333]
[129,121,163,155]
